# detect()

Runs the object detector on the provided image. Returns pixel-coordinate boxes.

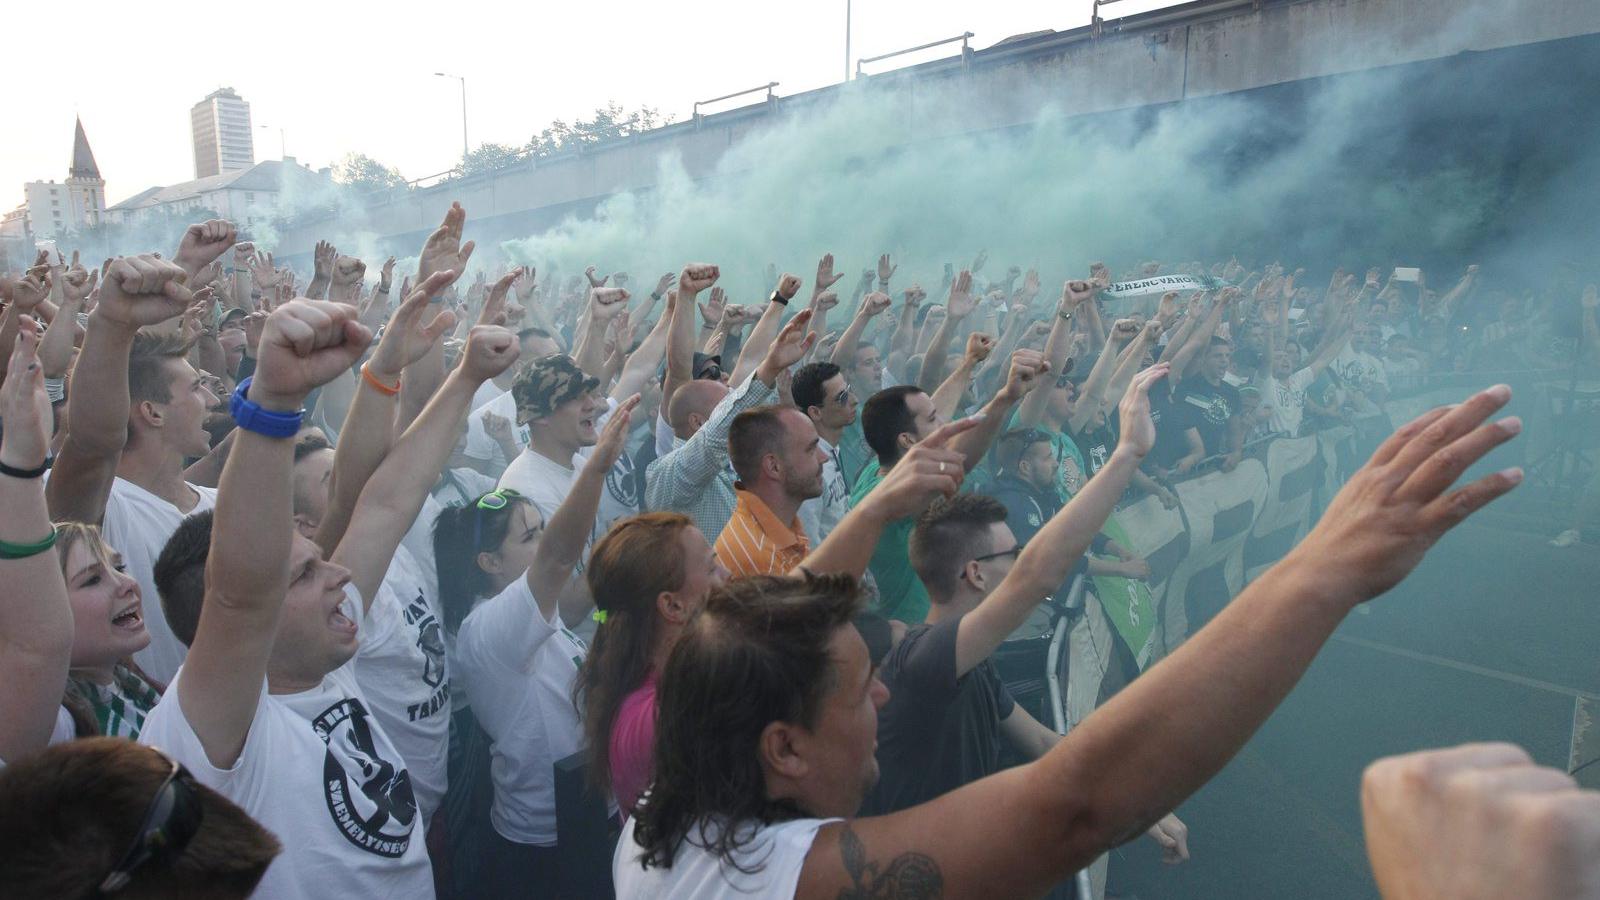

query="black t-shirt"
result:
[864,615,1017,816]
[1174,375,1241,455]
[1146,386,1190,471]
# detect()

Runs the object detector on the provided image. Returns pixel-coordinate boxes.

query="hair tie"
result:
[592,609,608,625]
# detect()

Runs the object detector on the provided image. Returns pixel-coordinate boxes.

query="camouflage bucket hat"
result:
[512,354,601,425]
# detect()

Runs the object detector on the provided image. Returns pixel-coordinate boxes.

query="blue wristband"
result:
[230,376,305,439]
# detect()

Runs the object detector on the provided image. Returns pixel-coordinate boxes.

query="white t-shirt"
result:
[453,576,588,846]
[797,436,849,544]
[463,389,526,472]
[497,398,639,568]
[1332,347,1389,416]
[355,552,450,820]
[1262,368,1316,436]
[101,477,218,684]
[613,815,839,898]
[139,586,434,900]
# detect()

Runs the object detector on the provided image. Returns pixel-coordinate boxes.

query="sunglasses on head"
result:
[97,749,202,894]
[696,364,724,381]
[472,488,523,549]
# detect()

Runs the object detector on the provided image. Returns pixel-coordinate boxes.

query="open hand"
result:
[418,202,475,285]
[368,270,459,379]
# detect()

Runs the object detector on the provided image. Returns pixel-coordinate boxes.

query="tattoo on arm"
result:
[836,824,943,899]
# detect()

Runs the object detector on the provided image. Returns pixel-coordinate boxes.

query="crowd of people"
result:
[0,201,1596,900]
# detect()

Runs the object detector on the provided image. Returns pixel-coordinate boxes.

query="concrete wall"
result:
[275,0,1600,254]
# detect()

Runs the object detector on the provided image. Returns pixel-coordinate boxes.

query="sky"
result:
[3,0,1182,208]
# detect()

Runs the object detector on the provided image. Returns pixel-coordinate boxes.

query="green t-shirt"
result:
[850,465,930,624]
[839,419,874,491]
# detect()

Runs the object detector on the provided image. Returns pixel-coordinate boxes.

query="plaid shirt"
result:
[644,372,776,544]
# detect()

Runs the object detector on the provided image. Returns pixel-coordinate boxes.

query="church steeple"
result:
[70,117,101,180]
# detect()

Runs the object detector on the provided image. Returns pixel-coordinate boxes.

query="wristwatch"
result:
[769,290,788,307]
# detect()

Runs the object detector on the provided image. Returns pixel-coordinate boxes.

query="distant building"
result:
[2,117,106,242]
[191,87,255,178]
[106,158,330,228]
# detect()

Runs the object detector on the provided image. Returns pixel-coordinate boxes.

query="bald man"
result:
[643,374,778,544]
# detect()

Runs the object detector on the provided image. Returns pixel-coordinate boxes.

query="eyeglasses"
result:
[696,364,724,381]
[972,546,1022,564]
[98,749,202,894]
[473,488,522,549]
[833,387,854,405]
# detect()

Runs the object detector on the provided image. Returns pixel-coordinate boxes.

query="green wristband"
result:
[0,527,58,560]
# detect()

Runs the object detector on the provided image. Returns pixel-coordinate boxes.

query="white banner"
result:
[1102,273,1230,300]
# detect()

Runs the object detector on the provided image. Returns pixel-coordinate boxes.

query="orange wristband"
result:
[361,363,401,396]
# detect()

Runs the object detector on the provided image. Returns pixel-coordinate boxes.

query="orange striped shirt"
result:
[714,487,810,579]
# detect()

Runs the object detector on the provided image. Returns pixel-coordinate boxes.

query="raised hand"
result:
[814,253,844,295]
[877,253,897,284]
[368,270,459,378]
[1089,261,1111,289]
[93,255,194,329]
[652,271,676,298]
[1110,318,1141,344]
[1000,348,1049,401]
[1117,363,1169,458]
[947,270,976,320]
[2,260,53,311]
[904,283,927,307]
[0,316,51,471]
[458,324,521,384]
[814,292,841,318]
[482,410,515,444]
[860,290,891,319]
[585,265,609,288]
[971,249,989,274]
[868,416,982,519]
[247,249,279,289]
[698,285,727,327]
[589,394,641,471]
[759,308,817,377]
[678,262,719,296]
[480,267,522,326]
[1020,268,1041,301]
[1146,814,1190,866]
[330,256,367,300]
[589,287,630,322]
[1290,386,1521,599]
[173,219,237,280]
[418,202,475,285]
[964,332,995,365]
[1155,291,1180,325]
[378,257,396,293]
[1362,742,1600,900]
[312,240,337,283]
[252,301,373,411]
[61,254,96,305]
[855,269,876,292]
[776,272,803,301]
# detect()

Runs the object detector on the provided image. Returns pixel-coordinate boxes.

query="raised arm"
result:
[828,291,891,369]
[917,271,975,393]
[885,285,925,373]
[1065,325,1128,436]
[612,290,674,401]
[949,349,1048,472]
[171,220,237,286]
[930,333,992,421]
[1167,288,1235,381]
[664,264,718,417]
[795,417,978,578]
[957,365,1167,674]
[397,203,477,429]
[574,287,630,380]
[0,258,53,391]
[183,300,371,769]
[0,319,76,763]
[37,257,93,379]
[1017,280,1095,427]
[45,256,191,524]
[730,273,802,386]
[803,386,1524,900]
[334,321,516,603]
[313,272,459,558]
[527,396,640,620]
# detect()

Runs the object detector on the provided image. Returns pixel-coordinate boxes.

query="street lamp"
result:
[256,124,286,159]
[435,72,469,165]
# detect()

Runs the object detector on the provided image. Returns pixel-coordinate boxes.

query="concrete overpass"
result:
[274,0,1600,255]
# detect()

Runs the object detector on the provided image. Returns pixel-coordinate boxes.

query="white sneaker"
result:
[1551,529,1581,548]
